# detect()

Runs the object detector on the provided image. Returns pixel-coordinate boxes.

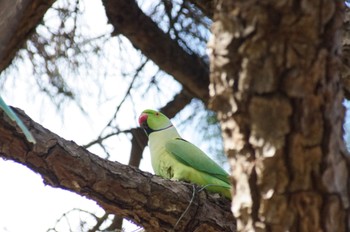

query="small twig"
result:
[88,212,109,232]
[83,129,132,148]
[101,58,149,133]
[174,185,196,230]
[198,183,225,193]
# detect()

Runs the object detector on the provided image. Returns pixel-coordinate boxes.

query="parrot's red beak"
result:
[138,113,148,127]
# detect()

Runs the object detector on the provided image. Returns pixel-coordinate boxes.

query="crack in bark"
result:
[0,107,235,232]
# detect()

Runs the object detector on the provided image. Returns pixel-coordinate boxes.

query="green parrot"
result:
[139,109,231,199]
[0,96,36,143]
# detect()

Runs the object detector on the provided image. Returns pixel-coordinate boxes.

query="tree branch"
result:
[101,0,210,102]
[0,0,56,73]
[115,89,194,230]
[0,108,235,232]
[186,0,214,19]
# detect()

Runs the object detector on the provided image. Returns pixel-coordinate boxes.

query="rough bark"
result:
[100,70,194,231]
[342,7,350,98]
[102,0,210,102]
[4,0,350,103]
[4,0,350,101]
[0,0,55,73]
[209,0,349,231]
[186,0,214,19]
[0,108,235,232]
[112,90,193,230]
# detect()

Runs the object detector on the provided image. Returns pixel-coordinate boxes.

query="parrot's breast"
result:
[148,127,180,177]
[148,126,232,199]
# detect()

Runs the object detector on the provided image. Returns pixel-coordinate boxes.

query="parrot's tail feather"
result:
[174,185,196,230]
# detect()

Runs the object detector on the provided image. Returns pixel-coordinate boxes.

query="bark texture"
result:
[0,0,55,72]
[209,1,349,231]
[4,0,350,101]
[102,0,210,102]
[0,108,235,232]
[342,7,350,98]
[187,0,214,18]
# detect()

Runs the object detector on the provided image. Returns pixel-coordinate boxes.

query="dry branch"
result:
[0,0,55,72]
[0,108,235,232]
[102,0,210,102]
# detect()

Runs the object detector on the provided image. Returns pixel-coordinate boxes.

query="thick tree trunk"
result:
[209,1,349,231]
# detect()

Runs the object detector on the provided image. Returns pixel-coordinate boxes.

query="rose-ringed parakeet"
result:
[0,96,36,143]
[139,109,231,199]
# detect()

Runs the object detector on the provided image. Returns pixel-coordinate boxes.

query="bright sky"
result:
[3,1,348,231]
[0,0,213,231]
[0,0,148,231]
[0,76,148,232]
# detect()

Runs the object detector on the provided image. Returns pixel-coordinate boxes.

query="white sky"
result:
[1,0,350,231]
[0,0,149,231]
[0,0,216,231]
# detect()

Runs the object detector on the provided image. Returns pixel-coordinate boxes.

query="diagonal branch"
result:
[101,0,210,102]
[0,108,235,232]
[0,0,56,73]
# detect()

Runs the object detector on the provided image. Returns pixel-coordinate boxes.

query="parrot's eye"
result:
[155,112,159,116]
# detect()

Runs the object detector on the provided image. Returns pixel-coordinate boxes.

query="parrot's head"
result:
[138,109,173,135]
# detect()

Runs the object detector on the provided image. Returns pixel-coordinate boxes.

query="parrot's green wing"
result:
[0,96,36,144]
[165,138,229,184]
